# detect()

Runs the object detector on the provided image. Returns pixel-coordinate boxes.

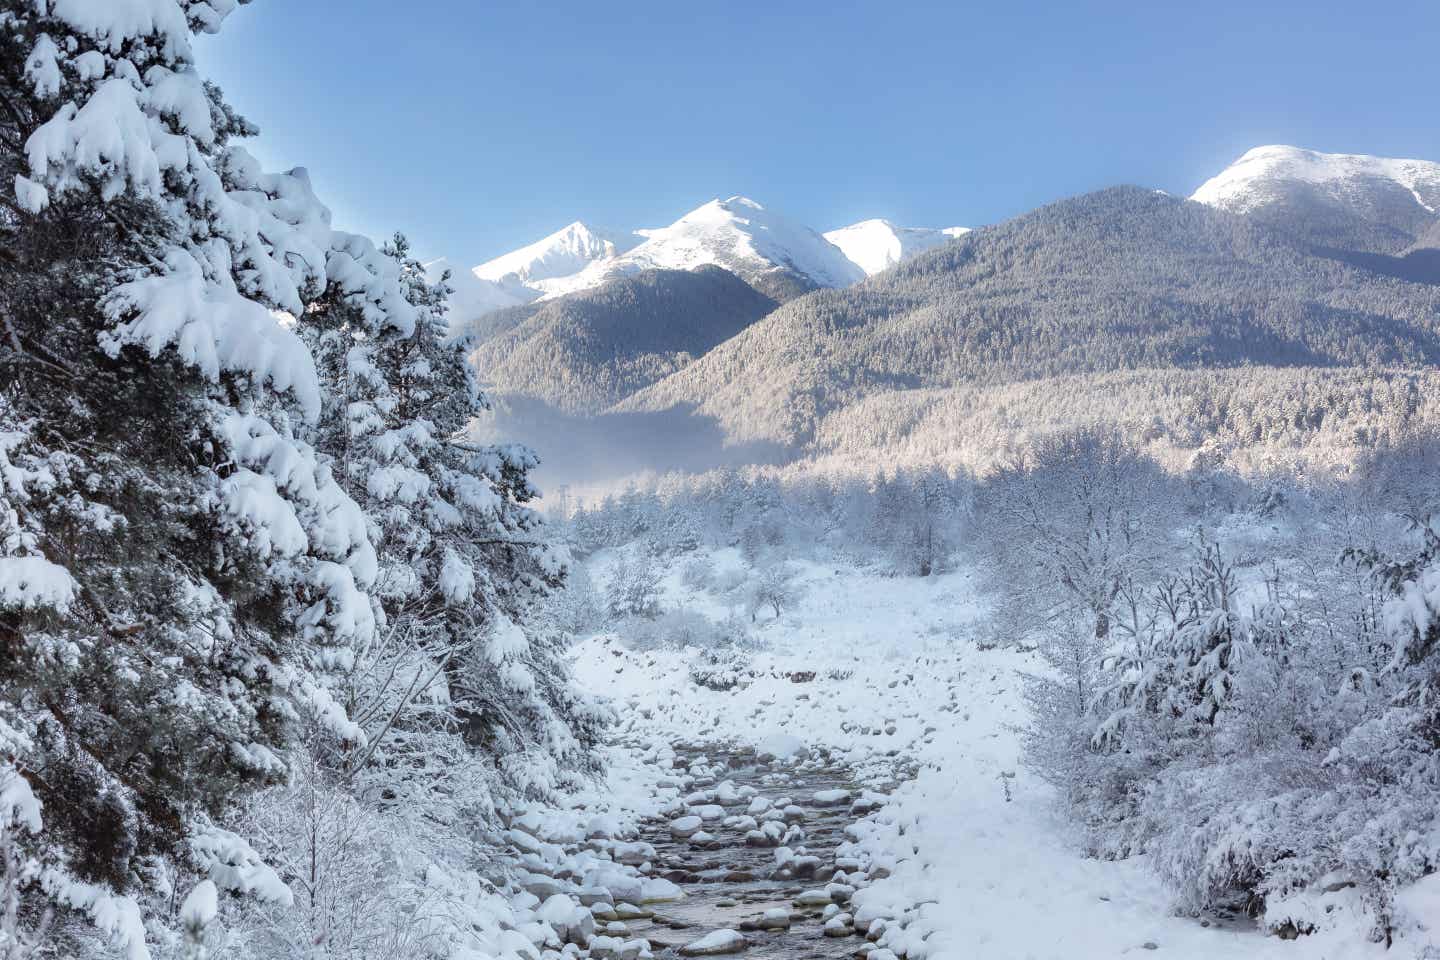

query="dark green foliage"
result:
[0,84,287,893]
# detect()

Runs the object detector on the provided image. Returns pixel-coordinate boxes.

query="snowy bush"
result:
[712,566,750,595]
[681,554,717,590]
[1024,500,1440,944]
[605,553,663,620]
[620,606,758,653]
[688,648,754,691]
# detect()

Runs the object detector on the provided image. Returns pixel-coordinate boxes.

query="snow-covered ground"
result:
[568,548,1435,960]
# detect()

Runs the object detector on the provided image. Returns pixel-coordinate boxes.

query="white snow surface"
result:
[823,219,969,276]
[425,257,528,322]
[429,223,637,322]
[602,197,864,288]
[1191,144,1440,216]
[475,221,638,294]
[446,200,979,313]
[447,197,873,313]
[179,880,218,928]
[567,547,1429,960]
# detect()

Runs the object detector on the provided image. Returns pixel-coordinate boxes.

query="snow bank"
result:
[571,548,1414,960]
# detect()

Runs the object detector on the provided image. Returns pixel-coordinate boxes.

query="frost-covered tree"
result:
[298,234,600,814]
[0,2,398,953]
[1018,615,1109,807]
[1022,497,1440,943]
[605,554,662,621]
[982,429,1170,646]
[747,562,799,621]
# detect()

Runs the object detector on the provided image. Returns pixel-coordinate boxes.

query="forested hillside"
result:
[469,265,776,413]
[618,186,1440,446]
[804,366,1440,474]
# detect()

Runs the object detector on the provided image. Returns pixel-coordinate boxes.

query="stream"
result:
[618,748,889,960]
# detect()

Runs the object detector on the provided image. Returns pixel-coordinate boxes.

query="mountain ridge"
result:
[444,200,967,326]
[615,184,1440,446]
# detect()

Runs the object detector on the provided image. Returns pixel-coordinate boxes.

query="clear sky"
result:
[201,0,1440,267]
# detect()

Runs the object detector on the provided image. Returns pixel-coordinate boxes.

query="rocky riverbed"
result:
[499,743,917,960]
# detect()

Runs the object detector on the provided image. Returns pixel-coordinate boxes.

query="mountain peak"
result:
[541,195,866,299]
[823,218,970,276]
[1194,145,1440,212]
[1191,145,1440,257]
[448,198,970,319]
[473,220,637,289]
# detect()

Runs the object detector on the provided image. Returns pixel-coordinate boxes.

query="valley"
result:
[5,3,1440,957]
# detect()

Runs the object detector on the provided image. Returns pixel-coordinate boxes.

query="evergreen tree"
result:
[300,235,599,808]
[0,3,397,952]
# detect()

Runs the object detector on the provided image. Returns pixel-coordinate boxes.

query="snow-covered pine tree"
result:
[299,234,600,811]
[0,2,396,953]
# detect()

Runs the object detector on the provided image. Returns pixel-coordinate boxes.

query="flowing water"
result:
[621,752,881,960]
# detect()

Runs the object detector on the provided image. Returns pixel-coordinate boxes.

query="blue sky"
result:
[202,0,1440,267]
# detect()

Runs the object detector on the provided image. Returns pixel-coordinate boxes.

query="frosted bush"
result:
[680,555,717,590]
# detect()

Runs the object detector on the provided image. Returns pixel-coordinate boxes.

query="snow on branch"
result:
[102,251,324,420]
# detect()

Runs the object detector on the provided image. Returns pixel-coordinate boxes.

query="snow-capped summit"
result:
[1192,145,1440,214]
[632,196,866,288]
[447,198,965,324]
[824,219,970,276]
[433,222,641,326]
[545,196,867,299]
[474,221,640,298]
[1191,146,1440,257]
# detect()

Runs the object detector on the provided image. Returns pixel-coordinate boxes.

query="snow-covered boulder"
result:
[678,929,749,956]
[757,733,806,762]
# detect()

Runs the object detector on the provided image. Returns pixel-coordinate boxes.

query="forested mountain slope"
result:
[469,265,777,413]
[617,186,1440,446]
[805,366,1440,474]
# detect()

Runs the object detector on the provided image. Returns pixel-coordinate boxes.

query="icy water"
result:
[627,754,877,960]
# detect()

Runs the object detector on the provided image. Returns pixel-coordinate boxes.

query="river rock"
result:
[578,886,615,907]
[756,733,806,762]
[614,902,654,921]
[679,930,749,956]
[613,841,656,866]
[640,877,684,902]
[790,855,820,878]
[523,875,568,899]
